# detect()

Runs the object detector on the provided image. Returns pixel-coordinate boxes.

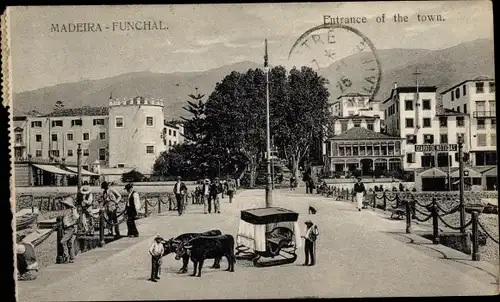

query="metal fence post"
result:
[56,216,64,264]
[471,211,480,261]
[372,192,377,209]
[31,195,35,214]
[144,198,149,217]
[383,192,387,209]
[99,209,105,247]
[405,200,412,234]
[432,202,439,244]
[158,197,162,214]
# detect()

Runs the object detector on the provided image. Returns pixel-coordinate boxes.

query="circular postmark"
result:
[288,24,382,100]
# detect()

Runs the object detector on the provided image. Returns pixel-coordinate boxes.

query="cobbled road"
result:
[18,189,499,301]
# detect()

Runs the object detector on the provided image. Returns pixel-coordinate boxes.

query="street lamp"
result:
[264,39,273,207]
[458,136,465,233]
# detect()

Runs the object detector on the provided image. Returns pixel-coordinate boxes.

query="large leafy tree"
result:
[271,66,330,179]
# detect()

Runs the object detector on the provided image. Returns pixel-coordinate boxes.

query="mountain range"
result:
[12,38,494,121]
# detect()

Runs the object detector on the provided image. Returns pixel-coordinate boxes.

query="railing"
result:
[318,185,498,261]
[473,111,496,118]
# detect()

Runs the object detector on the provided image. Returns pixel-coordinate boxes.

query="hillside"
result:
[12,39,494,120]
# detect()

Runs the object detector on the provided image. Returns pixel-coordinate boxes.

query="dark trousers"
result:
[126,215,139,236]
[107,210,120,237]
[304,240,315,265]
[175,194,183,215]
[207,196,213,213]
[151,256,161,279]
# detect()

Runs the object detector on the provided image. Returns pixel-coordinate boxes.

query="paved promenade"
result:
[18,189,499,301]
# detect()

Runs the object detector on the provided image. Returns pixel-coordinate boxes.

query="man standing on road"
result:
[209,177,222,214]
[102,181,122,238]
[125,183,141,237]
[354,177,366,211]
[202,179,210,214]
[173,176,187,216]
[301,220,319,266]
[79,186,94,235]
[59,196,79,263]
[227,179,236,203]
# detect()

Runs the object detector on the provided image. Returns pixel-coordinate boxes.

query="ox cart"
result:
[235,207,301,267]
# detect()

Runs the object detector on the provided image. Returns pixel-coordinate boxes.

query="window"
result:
[406,135,416,144]
[341,122,348,133]
[83,132,90,141]
[421,154,435,167]
[71,119,82,126]
[454,152,459,162]
[35,134,42,142]
[405,100,413,111]
[456,117,464,127]
[35,150,42,157]
[405,118,414,128]
[353,120,361,128]
[489,82,495,93]
[456,106,460,112]
[15,133,22,143]
[168,129,172,135]
[98,132,106,140]
[489,101,495,113]
[31,121,42,128]
[169,140,172,146]
[476,101,485,112]
[367,122,374,131]
[476,82,484,93]
[83,149,89,156]
[463,84,467,96]
[423,118,431,128]
[173,130,177,137]
[439,117,447,127]
[477,119,485,130]
[67,133,73,141]
[406,153,416,163]
[457,133,465,143]
[463,104,467,114]
[93,119,105,125]
[491,134,497,146]
[146,116,154,127]
[50,150,60,157]
[52,120,63,127]
[422,99,431,110]
[117,164,125,168]
[455,88,460,100]
[440,134,448,144]
[115,117,123,128]
[477,134,487,146]
[451,92,454,102]
[492,119,496,129]
[51,134,58,141]
[424,134,434,144]
[67,149,73,157]
[99,148,106,160]
[146,145,155,154]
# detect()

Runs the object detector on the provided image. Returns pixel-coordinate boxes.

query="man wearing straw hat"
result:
[16,242,39,281]
[301,220,319,266]
[101,181,122,238]
[80,185,94,236]
[202,178,211,214]
[59,196,79,263]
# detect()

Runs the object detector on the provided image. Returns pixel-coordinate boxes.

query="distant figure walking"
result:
[227,179,236,203]
[173,176,187,216]
[202,179,211,214]
[125,183,141,237]
[290,176,296,191]
[209,177,223,213]
[16,242,39,281]
[301,220,319,266]
[102,181,122,238]
[59,196,79,263]
[354,177,366,211]
[149,234,165,282]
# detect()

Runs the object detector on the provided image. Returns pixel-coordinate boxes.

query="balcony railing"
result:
[473,111,496,118]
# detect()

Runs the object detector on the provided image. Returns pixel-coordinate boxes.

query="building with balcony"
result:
[441,76,496,166]
[13,96,185,186]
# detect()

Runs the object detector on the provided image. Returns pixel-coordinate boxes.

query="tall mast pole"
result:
[265,39,273,207]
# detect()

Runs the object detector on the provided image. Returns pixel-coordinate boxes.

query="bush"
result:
[121,169,146,183]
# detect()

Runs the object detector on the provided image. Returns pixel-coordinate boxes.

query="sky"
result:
[7,1,494,93]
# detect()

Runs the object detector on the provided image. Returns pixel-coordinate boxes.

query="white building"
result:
[441,76,496,166]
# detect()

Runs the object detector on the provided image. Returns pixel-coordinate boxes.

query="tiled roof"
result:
[337,92,370,99]
[384,86,437,103]
[334,115,378,120]
[435,108,468,116]
[440,76,495,94]
[330,127,401,141]
[43,107,109,117]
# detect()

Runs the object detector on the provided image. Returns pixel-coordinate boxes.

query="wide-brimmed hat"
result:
[356,177,362,181]
[16,244,26,254]
[125,183,133,191]
[176,176,181,180]
[304,220,313,225]
[154,234,164,241]
[59,196,75,208]
[80,186,91,194]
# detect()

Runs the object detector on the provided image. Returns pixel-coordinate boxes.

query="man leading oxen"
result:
[161,230,222,273]
[174,234,235,277]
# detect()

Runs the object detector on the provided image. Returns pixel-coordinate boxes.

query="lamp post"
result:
[77,143,82,192]
[264,39,273,207]
[458,136,465,233]
[27,154,32,187]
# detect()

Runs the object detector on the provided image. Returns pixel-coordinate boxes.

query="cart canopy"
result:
[240,207,299,225]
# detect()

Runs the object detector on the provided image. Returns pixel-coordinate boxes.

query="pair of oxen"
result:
[161,229,236,277]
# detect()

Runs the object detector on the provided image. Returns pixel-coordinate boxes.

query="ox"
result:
[175,234,235,277]
[162,229,222,273]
